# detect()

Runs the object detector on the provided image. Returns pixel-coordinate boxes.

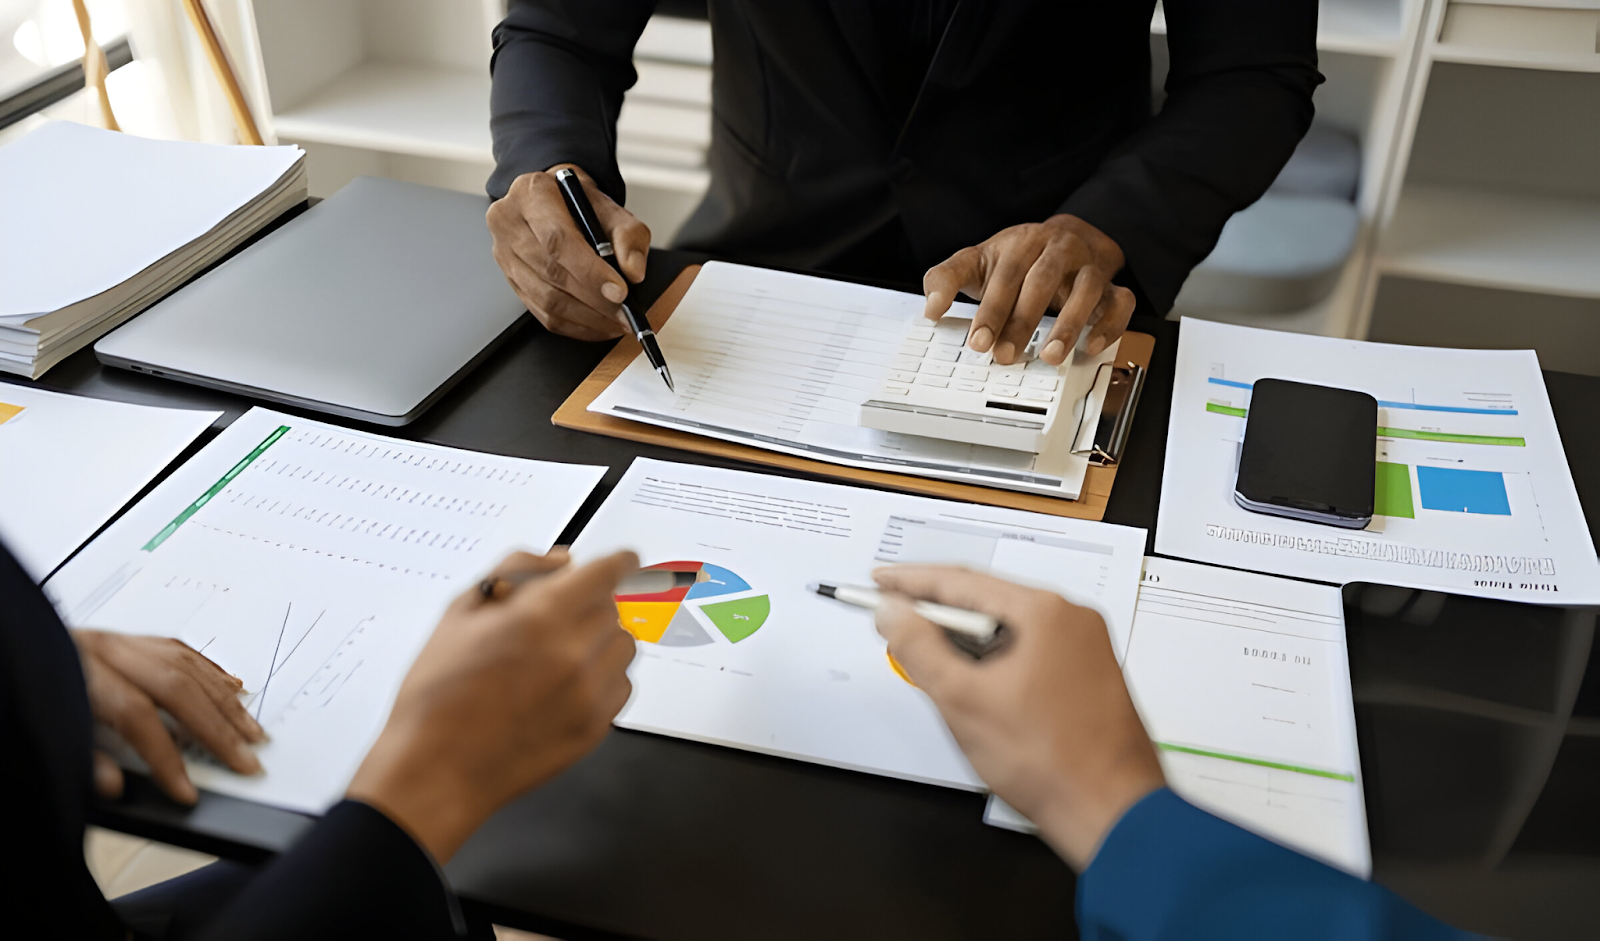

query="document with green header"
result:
[986,557,1370,877]
[45,408,604,814]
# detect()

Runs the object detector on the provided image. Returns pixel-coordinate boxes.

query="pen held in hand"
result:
[552,167,675,392]
[810,581,1008,659]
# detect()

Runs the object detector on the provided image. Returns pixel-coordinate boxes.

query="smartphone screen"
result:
[1234,378,1376,528]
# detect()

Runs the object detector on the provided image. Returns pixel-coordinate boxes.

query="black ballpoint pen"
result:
[553,167,675,391]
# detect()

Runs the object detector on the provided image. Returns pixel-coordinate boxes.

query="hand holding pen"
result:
[486,165,653,343]
[868,565,1165,871]
[552,167,675,391]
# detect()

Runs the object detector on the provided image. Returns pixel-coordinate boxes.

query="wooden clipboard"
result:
[553,265,1153,520]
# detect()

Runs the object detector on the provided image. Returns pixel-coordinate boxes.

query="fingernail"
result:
[601,281,626,303]
[248,716,267,742]
[924,291,944,318]
[237,745,262,775]
[177,779,199,805]
[970,326,993,351]
[1043,339,1066,363]
[1087,336,1106,355]
[995,341,1015,364]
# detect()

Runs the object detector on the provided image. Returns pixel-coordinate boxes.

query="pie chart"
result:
[615,561,770,647]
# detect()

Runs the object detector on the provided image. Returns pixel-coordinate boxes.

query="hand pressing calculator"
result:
[859,315,1093,453]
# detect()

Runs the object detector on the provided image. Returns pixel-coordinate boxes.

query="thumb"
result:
[875,594,965,694]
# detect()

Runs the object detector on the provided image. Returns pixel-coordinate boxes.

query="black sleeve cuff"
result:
[197,800,465,939]
[486,2,655,203]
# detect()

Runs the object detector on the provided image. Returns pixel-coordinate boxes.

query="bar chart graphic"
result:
[1416,466,1512,515]
[1373,461,1415,518]
[615,561,770,646]
[1203,376,1528,522]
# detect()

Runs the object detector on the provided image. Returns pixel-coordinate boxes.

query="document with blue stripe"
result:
[1155,319,1599,602]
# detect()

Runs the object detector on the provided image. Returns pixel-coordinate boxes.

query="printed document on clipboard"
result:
[588,262,1119,499]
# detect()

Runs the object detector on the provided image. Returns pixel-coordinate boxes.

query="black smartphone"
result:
[1234,378,1376,529]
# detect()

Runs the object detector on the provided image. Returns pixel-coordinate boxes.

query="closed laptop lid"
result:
[96,176,525,423]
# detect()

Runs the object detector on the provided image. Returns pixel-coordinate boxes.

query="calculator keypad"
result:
[862,314,1078,453]
[901,319,1059,406]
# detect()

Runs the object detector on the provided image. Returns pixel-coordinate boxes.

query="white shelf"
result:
[1450,0,1600,9]
[1431,46,1600,73]
[1434,0,1600,71]
[633,60,713,107]
[618,161,709,194]
[1151,0,1405,57]
[618,140,707,169]
[1378,185,1600,299]
[266,61,711,198]
[635,16,713,66]
[617,99,711,150]
[272,63,492,163]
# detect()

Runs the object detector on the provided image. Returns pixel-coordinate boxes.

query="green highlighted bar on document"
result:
[1377,426,1525,447]
[1157,742,1356,782]
[142,425,289,552]
[1207,403,1525,447]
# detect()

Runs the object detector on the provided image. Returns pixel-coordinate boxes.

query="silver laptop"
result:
[96,176,526,425]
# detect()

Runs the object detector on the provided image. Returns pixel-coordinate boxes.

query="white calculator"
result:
[859,315,1094,453]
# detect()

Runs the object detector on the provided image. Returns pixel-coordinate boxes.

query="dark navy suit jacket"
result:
[1082,788,1479,939]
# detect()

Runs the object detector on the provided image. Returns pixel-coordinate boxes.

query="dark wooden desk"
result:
[12,249,1599,940]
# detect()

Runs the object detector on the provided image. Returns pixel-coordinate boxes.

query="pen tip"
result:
[661,369,675,392]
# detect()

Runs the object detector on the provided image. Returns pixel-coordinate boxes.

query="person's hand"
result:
[872,566,1164,870]
[346,548,639,863]
[487,164,651,341]
[73,631,266,805]
[922,214,1135,367]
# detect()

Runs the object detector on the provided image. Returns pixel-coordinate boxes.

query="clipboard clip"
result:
[1072,360,1147,467]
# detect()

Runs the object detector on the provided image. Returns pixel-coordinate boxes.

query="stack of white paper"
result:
[0,385,218,581]
[45,408,605,813]
[0,122,307,377]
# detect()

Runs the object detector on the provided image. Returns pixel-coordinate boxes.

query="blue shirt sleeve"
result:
[1077,788,1480,941]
